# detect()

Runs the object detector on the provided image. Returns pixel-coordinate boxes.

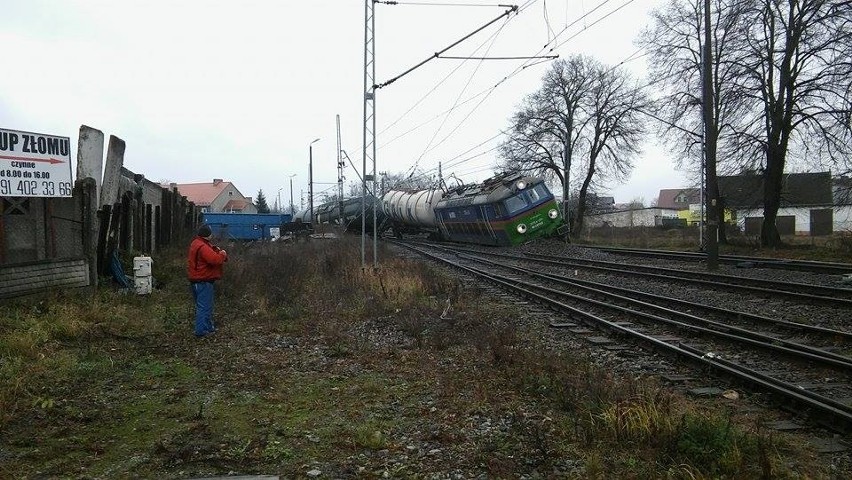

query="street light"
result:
[288,174,297,216]
[309,138,320,225]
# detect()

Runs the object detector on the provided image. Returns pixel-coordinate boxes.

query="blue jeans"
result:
[191,281,215,336]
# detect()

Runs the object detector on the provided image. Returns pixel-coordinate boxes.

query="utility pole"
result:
[362,0,377,268]
[702,0,719,270]
[309,138,320,225]
[337,114,345,223]
[289,174,296,215]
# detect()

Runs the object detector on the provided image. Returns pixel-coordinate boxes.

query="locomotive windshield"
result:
[504,183,552,215]
[527,183,550,202]
[504,195,527,214]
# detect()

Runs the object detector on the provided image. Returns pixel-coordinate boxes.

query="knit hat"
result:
[197,224,212,237]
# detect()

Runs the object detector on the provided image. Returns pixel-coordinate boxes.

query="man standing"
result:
[187,224,228,337]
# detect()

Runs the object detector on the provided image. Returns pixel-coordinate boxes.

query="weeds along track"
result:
[390,239,852,433]
[577,244,852,275]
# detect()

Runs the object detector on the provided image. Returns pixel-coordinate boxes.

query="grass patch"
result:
[0,235,834,477]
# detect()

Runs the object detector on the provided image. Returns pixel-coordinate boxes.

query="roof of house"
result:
[223,199,252,211]
[656,172,833,209]
[657,188,700,209]
[175,179,233,206]
[719,172,832,207]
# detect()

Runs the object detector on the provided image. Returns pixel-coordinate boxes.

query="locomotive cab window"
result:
[528,184,549,203]
[504,194,527,214]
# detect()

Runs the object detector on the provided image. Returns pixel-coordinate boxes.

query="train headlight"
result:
[548,209,559,219]
[516,223,528,234]
[515,180,527,190]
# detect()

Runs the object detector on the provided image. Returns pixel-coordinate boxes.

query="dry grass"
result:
[0,236,832,478]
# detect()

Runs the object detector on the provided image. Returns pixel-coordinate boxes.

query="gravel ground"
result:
[391,240,852,474]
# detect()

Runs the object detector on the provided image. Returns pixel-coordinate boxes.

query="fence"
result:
[0,126,197,299]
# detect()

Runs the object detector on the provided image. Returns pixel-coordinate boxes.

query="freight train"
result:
[382,172,566,246]
[296,195,385,233]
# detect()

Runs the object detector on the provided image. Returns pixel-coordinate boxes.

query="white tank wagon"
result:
[381,188,445,231]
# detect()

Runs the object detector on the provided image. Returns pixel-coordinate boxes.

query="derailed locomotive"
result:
[382,172,566,246]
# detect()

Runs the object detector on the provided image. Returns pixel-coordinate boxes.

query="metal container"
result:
[202,213,293,241]
[382,189,443,228]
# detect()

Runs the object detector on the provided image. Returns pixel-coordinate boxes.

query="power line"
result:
[439,55,559,60]
[385,0,651,186]
[378,10,512,137]
[378,1,516,6]
[378,0,622,151]
[410,14,512,172]
[375,4,519,89]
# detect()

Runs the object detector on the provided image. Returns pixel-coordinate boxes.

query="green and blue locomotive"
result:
[382,173,566,246]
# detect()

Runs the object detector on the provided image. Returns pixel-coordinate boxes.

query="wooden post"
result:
[145,204,152,253]
[121,192,131,251]
[154,205,161,251]
[79,178,98,288]
[96,205,112,275]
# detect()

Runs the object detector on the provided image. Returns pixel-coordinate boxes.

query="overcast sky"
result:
[0,0,689,209]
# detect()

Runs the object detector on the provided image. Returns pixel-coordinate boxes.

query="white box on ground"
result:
[133,256,153,295]
[133,256,152,277]
[134,277,152,295]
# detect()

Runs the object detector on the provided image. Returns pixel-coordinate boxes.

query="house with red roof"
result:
[174,178,257,214]
[656,188,700,210]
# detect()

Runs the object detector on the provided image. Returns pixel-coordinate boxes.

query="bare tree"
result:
[641,0,851,247]
[500,56,594,199]
[500,55,647,235]
[733,0,852,246]
[640,0,751,244]
[572,64,649,234]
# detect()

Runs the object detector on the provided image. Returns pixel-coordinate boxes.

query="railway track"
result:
[578,244,852,275]
[445,244,852,308]
[390,239,852,434]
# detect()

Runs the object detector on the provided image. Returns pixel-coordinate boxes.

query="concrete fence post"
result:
[101,135,125,208]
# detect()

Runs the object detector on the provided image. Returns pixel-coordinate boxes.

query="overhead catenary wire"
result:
[374,4,519,90]
[378,1,516,6]
[379,0,624,152]
[378,0,541,148]
[408,13,513,176]
[406,43,685,186]
[378,7,515,137]
[439,55,559,60]
[383,0,658,188]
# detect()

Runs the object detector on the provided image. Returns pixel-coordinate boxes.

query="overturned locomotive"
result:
[382,172,566,246]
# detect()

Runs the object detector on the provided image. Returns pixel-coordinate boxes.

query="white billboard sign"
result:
[0,127,74,197]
